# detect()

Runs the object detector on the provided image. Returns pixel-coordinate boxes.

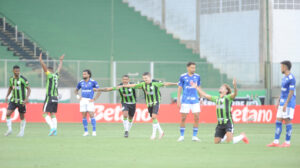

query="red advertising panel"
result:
[0,103,299,123]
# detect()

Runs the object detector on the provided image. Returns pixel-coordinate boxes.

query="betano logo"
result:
[232,107,273,123]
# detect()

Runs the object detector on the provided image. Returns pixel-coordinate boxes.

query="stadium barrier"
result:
[0,104,299,123]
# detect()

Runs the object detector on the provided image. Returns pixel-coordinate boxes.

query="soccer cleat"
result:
[48,129,56,136]
[158,131,164,139]
[280,142,290,148]
[192,136,200,142]
[177,136,184,142]
[53,130,57,136]
[241,133,249,144]
[83,132,89,136]
[124,131,129,138]
[267,142,280,147]
[150,134,156,140]
[92,131,97,137]
[4,130,12,136]
[17,132,24,137]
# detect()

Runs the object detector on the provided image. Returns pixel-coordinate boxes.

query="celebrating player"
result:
[192,79,249,144]
[94,75,136,138]
[39,52,64,136]
[177,62,201,142]
[75,69,101,136]
[267,60,296,147]
[121,72,177,140]
[4,65,31,137]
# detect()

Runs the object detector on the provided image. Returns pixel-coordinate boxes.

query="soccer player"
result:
[39,52,64,136]
[267,60,296,147]
[121,72,177,140]
[75,69,101,136]
[177,62,201,142]
[94,75,136,138]
[4,65,31,137]
[192,79,249,144]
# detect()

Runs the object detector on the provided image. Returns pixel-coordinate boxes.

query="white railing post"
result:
[21,33,24,47]
[112,61,117,103]
[33,43,36,57]
[3,17,5,31]
[150,61,154,79]
[4,59,7,88]
[15,25,18,41]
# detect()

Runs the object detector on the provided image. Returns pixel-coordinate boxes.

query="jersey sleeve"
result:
[197,76,201,86]
[225,94,234,101]
[21,76,29,87]
[76,82,81,90]
[94,81,100,89]
[289,76,296,91]
[133,82,143,89]
[211,96,218,103]
[178,76,184,87]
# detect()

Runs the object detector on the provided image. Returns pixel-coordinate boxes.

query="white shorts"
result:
[276,106,295,120]
[80,98,95,112]
[180,103,201,114]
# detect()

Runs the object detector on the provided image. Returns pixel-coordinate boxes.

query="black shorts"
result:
[215,122,234,138]
[43,96,58,113]
[8,102,26,113]
[122,103,136,117]
[148,103,159,117]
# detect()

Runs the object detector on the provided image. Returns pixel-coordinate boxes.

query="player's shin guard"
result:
[91,117,96,132]
[180,127,185,136]
[82,118,88,132]
[274,120,282,143]
[123,118,129,131]
[6,116,12,131]
[285,124,292,144]
[193,127,198,137]
[43,114,54,129]
[51,115,57,129]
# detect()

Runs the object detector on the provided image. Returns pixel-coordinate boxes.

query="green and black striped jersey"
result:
[211,95,234,125]
[134,81,164,107]
[118,82,136,104]
[9,75,29,104]
[45,71,59,97]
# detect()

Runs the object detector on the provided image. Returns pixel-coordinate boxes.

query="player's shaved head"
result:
[142,72,151,84]
[122,75,130,84]
[13,65,20,77]
[123,75,129,78]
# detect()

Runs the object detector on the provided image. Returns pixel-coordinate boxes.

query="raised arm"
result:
[230,78,237,99]
[191,82,212,101]
[39,53,48,72]
[57,54,65,73]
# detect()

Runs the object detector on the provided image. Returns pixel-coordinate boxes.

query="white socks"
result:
[6,118,12,131]
[233,134,245,144]
[44,115,54,129]
[20,120,26,133]
[123,119,129,131]
[221,135,227,143]
[152,123,163,135]
[128,121,133,131]
[52,117,57,129]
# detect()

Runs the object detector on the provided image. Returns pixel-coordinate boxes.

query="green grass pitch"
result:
[0,123,299,168]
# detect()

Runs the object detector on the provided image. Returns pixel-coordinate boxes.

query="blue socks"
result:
[193,127,198,137]
[82,118,88,132]
[180,127,185,136]
[286,124,292,142]
[274,120,282,140]
[91,117,96,132]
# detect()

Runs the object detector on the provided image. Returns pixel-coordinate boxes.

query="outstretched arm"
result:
[230,78,237,99]
[39,53,48,72]
[57,54,65,73]
[94,86,121,92]
[191,83,212,101]
[163,82,178,86]
[122,84,137,88]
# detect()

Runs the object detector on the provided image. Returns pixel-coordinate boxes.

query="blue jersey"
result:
[178,73,201,104]
[280,73,296,108]
[76,79,99,99]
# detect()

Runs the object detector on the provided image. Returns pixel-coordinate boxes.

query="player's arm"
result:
[92,91,101,102]
[163,82,178,86]
[39,52,48,72]
[23,86,31,105]
[94,87,116,92]
[191,83,212,101]
[122,84,137,88]
[230,78,237,99]
[75,88,81,100]
[5,87,12,103]
[177,86,182,108]
[283,90,294,112]
[57,54,65,73]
